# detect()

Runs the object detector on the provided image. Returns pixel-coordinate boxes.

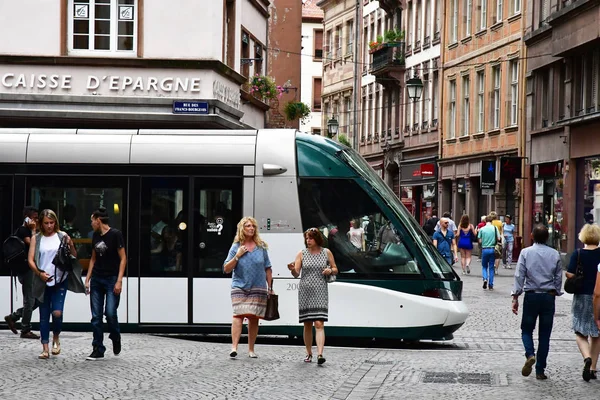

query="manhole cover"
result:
[422,372,492,385]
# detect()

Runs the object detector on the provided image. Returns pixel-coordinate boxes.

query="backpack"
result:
[423,217,438,236]
[2,232,29,276]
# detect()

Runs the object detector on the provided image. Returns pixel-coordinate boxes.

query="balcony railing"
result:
[371,43,406,74]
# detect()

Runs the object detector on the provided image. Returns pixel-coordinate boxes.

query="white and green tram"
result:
[0,129,468,340]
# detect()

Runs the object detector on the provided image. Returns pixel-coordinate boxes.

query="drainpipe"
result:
[352,0,361,149]
[518,10,527,245]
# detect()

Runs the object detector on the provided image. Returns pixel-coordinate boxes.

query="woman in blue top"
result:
[223,217,273,359]
[567,224,600,381]
[457,215,477,275]
[432,218,458,266]
[502,215,516,269]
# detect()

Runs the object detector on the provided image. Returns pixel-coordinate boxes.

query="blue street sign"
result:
[172,101,209,114]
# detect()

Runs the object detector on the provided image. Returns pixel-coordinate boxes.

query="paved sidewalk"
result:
[1,258,598,399]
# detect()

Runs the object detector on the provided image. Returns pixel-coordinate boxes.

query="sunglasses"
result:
[305,227,319,233]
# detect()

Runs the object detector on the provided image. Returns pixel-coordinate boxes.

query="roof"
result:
[302,0,323,20]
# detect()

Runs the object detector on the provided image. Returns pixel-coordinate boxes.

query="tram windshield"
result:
[337,148,455,279]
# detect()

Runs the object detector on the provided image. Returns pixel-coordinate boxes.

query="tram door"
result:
[139,177,190,323]
[0,176,14,317]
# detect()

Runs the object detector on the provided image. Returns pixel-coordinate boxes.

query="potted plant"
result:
[283,101,311,123]
[248,75,284,101]
[384,29,405,46]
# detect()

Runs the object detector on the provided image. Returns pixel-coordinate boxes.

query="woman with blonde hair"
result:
[29,209,85,359]
[223,217,273,359]
[567,223,600,380]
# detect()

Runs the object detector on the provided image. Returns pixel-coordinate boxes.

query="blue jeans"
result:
[521,292,555,374]
[39,280,68,344]
[90,275,121,354]
[481,248,495,287]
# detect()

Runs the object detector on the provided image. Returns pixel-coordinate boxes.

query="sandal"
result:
[248,352,258,358]
[304,354,313,363]
[52,341,61,355]
[229,349,237,358]
[38,351,50,359]
[317,354,326,365]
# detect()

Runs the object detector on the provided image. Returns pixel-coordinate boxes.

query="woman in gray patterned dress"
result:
[288,228,338,365]
[567,224,600,381]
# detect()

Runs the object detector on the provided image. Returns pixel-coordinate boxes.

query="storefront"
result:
[400,159,437,225]
[532,161,564,250]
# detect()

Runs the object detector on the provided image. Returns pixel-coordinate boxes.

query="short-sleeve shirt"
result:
[348,227,364,249]
[478,224,499,248]
[225,242,271,290]
[92,228,125,277]
[15,225,32,252]
[568,248,600,295]
[492,220,503,236]
[433,230,454,256]
[503,223,516,242]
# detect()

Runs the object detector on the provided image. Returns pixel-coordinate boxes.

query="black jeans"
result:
[10,270,39,332]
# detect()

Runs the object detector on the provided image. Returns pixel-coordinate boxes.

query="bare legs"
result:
[231,316,243,352]
[575,333,600,372]
[303,321,313,356]
[315,320,325,356]
[247,317,259,354]
[464,249,472,273]
[459,249,467,273]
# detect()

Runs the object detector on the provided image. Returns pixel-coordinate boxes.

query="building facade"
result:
[523,0,600,251]
[0,0,270,130]
[317,0,359,144]
[440,0,525,228]
[300,0,324,134]
[400,0,442,224]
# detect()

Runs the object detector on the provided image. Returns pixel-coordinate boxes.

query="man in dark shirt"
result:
[4,206,40,339]
[85,207,126,361]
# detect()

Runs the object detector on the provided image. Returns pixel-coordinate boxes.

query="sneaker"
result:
[86,348,104,361]
[489,285,494,291]
[583,357,592,381]
[4,315,17,334]
[317,355,326,365]
[591,370,597,380]
[112,339,121,356]
[483,280,488,289]
[466,267,470,274]
[522,356,535,376]
[20,331,40,339]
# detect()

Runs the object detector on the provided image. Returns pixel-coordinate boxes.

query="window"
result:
[416,1,422,43]
[492,66,501,129]
[477,70,485,132]
[345,97,352,135]
[424,0,431,40]
[451,0,458,43]
[432,70,439,124]
[541,69,550,126]
[28,178,125,275]
[495,0,503,22]
[326,29,333,60]
[510,60,519,126]
[465,0,473,36]
[346,20,354,55]
[480,0,487,30]
[335,25,342,57]
[423,73,430,126]
[312,128,322,135]
[449,80,456,138]
[313,78,322,111]
[314,29,323,60]
[540,0,549,24]
[434,0,441,37]
[297,178,422,276]
[513,0,521,13]
[254,43,264,77]
[407,3,413,45]
[462,76,470,136]
[241,31,250,78]
[69,0,137,54]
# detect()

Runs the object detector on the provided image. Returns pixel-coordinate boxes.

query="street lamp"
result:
[327,116,339,138]
[406,76,424,102]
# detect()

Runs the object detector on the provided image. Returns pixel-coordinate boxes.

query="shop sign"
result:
[500,157,522,179]
[534,162,562,178]
[412,170,421,177]
[457,179,466,194]
[480,160,496,190]
[420,163,435,176]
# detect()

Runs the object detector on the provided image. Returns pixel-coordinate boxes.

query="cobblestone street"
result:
[1,259,598,399]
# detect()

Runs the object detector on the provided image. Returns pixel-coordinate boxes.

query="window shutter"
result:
[313,78,322,111]
[315,30,323,58]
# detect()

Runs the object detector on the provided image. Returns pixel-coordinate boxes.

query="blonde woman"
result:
[223,217,273,359]
[29,209,85,359]
[567,224,600,381]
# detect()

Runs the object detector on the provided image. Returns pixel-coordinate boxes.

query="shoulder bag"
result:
[494,227,502,259]
[264,281,280,321]
[564,249,585,294]
[52,235,73,274]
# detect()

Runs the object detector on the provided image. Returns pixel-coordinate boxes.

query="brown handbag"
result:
[264,282,280,321]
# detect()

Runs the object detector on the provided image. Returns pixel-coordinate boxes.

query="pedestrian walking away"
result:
[512,225,563,380]
[85,207,127,361]
[490,211,503,274]
[457,215,477,275]
[4,206,41,339]
[503,215,516,269]
[29,209,85,359]
[223,216,273,359]
[478,215,501,290]
[288,228,338,365]
[566,224,600,381]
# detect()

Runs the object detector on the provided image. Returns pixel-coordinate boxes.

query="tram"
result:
[0,129,468,340]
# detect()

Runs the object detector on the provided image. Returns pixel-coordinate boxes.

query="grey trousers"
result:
[10,270,39,332]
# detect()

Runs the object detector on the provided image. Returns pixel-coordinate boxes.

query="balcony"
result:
[370,43,406,86]
[378,0,400,14]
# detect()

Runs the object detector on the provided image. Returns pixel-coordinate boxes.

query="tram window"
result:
[0,179,12,276]
[29,185,124,274]
[297,178,422,276]
[141,184,186,276]
[196,188,237,276]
